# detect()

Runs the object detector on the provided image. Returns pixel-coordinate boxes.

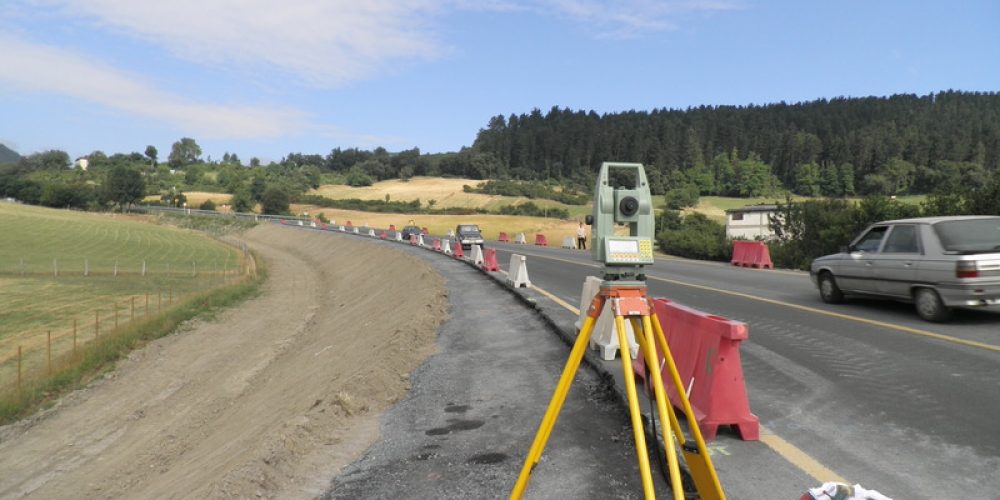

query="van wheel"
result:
[914,288,951,322]
[818,272,844,304]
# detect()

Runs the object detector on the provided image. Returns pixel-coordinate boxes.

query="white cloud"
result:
[543,0,740,38]
[0,35,311,139]
[37,0,446,87]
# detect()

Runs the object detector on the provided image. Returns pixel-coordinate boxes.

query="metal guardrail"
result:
[133,205,310,224]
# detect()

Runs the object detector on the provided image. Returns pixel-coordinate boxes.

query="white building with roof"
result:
[725,204,780,240]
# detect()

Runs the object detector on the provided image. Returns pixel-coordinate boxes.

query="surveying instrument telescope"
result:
[510,162,725,499]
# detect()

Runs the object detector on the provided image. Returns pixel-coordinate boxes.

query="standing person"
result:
[576,221,587,250]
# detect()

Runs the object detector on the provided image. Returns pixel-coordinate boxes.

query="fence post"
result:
[142,260,146,277]
[114,259,118,277]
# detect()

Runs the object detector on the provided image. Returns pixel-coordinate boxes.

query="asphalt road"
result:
[298,223,1000,498]
[484,240,1000,499]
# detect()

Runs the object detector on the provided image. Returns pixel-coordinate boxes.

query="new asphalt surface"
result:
[298,225,1000,499]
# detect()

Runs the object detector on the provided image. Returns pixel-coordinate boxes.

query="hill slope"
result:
[0,144,20,165]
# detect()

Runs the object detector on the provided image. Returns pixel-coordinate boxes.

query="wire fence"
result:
[0,242,256,397]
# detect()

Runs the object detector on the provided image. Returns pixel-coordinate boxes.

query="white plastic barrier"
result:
[297,220,304,226]
[506,254,531,288]
[575,276,639,361]
[443,238,453,255]
[448,229,455,238]
[310,221,317,228]
[515,233,527,244]
[417,234,425,246]
[395,231,403,241]
[368,228,377,237]
[471,244,484,266]
[353,227,359,234]
[562,236,576,249]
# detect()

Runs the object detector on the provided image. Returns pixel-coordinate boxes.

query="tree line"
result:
[472,91,1000,198]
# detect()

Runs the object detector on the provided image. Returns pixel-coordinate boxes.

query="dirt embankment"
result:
[0,225,448,498]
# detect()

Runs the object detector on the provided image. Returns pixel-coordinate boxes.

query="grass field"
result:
[0,202,246,387]
[309,177,591,218]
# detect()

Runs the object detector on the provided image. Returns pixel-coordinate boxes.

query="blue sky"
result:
[1,1,997,164]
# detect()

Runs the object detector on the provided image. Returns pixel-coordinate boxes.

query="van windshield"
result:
[933,218,1000,253]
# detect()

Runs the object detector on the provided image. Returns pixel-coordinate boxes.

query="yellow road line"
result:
[505,248,1000,353]
[531,285,580,315]
[526,279,846,484]
[759,425,847,483]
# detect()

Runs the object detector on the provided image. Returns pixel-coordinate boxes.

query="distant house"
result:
[73,158,89,171]
[725,204,779,240]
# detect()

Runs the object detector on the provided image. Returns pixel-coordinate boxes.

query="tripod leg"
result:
[631,319,684,452]
[640,315,685,500]
[511,297,603,499]
[614,314,656,499]
[650,311,726,500]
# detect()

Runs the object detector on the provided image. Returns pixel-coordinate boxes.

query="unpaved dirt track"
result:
[0,225,447,499]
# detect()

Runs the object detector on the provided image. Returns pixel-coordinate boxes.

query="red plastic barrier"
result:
[389,224,396,231]
[421,227,429,235]
[481,248,500,271]
[433,238,442,251]
[346,220,353,227]
[498,232,510,243]
[534,234,548,246]
[280,220,288,225]
[380,231,387,240]
[409,234,419,246]
[731,240,773,269]
[633,298,759,441]
[319,223,328,230]
[452,240,465,259]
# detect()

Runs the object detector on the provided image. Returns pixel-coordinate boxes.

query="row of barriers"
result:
[280,218,533,289]
[280,218,757,441]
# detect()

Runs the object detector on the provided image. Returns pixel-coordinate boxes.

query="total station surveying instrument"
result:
[511,162,726,500]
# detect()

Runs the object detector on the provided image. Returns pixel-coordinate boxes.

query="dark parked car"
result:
[810,216,1000,321]
[455,224,484,250]
[399,225,422,242]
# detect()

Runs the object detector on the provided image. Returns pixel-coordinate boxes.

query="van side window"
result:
[882,225,920,254]
[854,226,889,253]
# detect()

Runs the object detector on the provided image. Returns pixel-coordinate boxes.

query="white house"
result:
[725,204,779,240]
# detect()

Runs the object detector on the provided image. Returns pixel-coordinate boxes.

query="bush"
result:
[656,213,729,261]
[663,184,700,209]
[260,186,290,215]
[199,199,216,211]
[345,166,374,187]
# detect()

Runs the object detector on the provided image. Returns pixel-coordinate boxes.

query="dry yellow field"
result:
[143,192,233,207]
[308,177,584,214]
[290,205,586,243]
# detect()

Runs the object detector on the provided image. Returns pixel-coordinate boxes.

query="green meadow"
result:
[0,203,246,390]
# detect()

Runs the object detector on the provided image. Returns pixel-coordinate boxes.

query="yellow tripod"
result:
[511,283,725,500]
